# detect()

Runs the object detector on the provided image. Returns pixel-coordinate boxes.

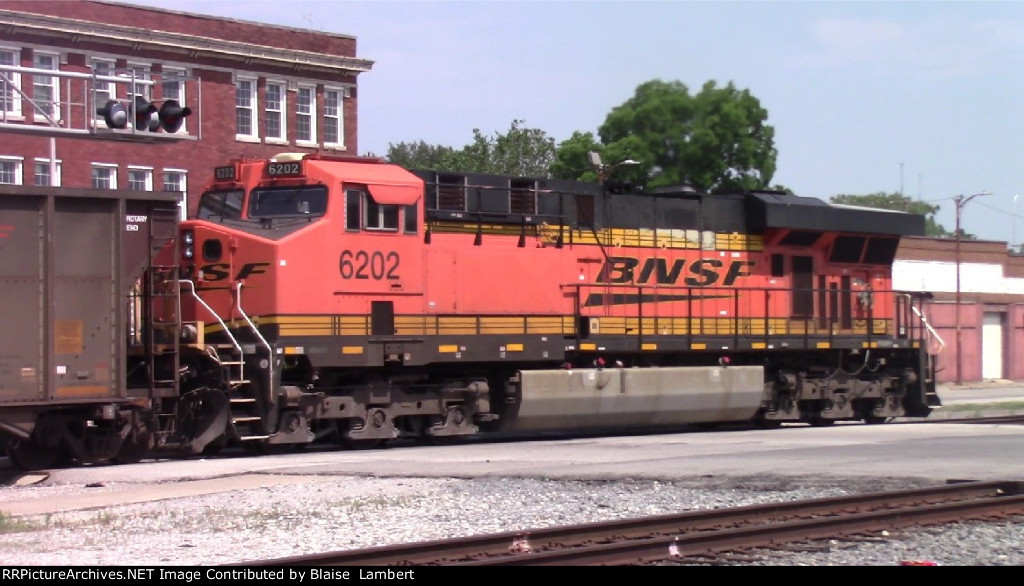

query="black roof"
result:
[745,191,926,236]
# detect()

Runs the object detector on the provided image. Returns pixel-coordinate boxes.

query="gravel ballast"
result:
[2,474,1023,566]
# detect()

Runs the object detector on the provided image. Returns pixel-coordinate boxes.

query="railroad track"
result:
[243,480,1024,566]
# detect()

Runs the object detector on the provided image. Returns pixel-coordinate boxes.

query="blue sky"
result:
[122,0,1024,245]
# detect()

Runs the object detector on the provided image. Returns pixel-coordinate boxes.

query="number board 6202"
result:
[267,161,302,177]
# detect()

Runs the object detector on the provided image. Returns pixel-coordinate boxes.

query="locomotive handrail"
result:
[234,281,274,406]
[909,299,946,354]
[178,279,244,360]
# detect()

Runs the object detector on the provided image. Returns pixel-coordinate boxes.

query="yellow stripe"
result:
[641,343,657,351]
[751,342,766,349]
[580,342,597,351]
[690,343,706,350]
[438,344,459,353]
[341,346,363,355]
[816,342,831,349]
[506,343,524,352]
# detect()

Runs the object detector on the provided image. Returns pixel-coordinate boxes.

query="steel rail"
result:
[242,480,1024,566]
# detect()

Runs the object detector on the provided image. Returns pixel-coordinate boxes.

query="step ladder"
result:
[179,279,274,443]
[143,204,182,444]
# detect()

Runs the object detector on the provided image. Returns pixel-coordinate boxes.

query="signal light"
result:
[97,100,128,129]
[131,96,159,131]
[96,97,192,133]
[158,100,192,133]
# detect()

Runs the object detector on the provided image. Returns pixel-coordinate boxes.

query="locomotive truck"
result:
[0,153,942,468]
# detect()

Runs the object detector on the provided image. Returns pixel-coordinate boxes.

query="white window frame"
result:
[91,58,116,127]
[323,86,345,149]
[264,80,287,143]
[33,158,61,187]
[235,75,259,142]
[0,47,22,118]
[0,156,24,185]
[160,67,188,135]
[31,51,60,122]
[162,168,188,220]
[127,165,153,191]
[295,84,317,146]
[91,163,118,189]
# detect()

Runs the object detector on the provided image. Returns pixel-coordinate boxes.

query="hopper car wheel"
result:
[113,420,154,465]
[6,437,61,471]
[863,415,891,425]
[809,417,836,427]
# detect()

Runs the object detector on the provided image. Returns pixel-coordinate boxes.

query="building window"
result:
[127,166,153,191]
[91,59,116,124]
[161,67,188,134]
[92,164,117,189]
[34,159,61,186]
[163,169,188,220]
[296,85,316,144]
[323,87,344,147]
[0,157,23,185]
[32,52,60,121]
[235,76,258,139]
[126,64,152,130]
[0,48,21,116]
[264,81,286,141]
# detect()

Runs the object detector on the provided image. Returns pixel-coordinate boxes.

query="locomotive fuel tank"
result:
[503,365,765,432]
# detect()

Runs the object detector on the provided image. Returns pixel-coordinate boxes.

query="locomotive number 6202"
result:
[339,249,400,280]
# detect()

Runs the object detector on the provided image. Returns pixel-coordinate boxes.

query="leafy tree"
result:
[384,120,556,177]
[566,79,778,193]
[382,140,459,170]
[829,192,961,238]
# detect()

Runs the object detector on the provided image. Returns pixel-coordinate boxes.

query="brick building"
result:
[895,236,1024,384]
[0,0,372,217]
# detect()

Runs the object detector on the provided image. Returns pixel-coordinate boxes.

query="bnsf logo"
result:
[198,262,270,281]
[597,256,754,287]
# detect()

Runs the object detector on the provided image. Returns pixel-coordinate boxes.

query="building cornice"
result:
[0,9,374,75]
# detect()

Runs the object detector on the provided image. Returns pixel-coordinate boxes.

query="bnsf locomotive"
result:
[0,153,941,469]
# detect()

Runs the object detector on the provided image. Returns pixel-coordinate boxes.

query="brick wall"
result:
[0,0,366,216]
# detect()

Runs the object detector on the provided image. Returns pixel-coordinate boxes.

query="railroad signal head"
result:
[131,96,159,131]
[158,99,192,133]
[96,99,128,129]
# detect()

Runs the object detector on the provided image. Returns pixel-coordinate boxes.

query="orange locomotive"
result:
[167,152,940,453]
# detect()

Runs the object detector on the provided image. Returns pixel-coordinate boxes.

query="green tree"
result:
[385,120,556,177]
[570,79,778,192]
[382,140,459,170]
[829,192,960,238]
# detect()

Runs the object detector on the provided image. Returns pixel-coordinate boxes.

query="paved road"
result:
[2,380,1022,517]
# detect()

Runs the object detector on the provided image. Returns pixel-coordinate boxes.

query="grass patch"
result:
[0,511,40,534]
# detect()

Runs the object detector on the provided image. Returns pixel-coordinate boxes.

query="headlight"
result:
[182,230,194,245]
[183,244,194,259]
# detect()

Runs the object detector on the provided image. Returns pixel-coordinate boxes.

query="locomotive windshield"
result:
[197,189,243,220]
[249,185,328,219]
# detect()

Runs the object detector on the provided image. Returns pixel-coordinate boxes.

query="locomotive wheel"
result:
[6,437,61,471]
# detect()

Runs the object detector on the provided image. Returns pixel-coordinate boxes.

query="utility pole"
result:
[954,191,991,385]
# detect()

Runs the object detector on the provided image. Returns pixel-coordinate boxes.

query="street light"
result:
[954,191,991,385]
[1014,194,1021,254]
[587,151,640,185]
